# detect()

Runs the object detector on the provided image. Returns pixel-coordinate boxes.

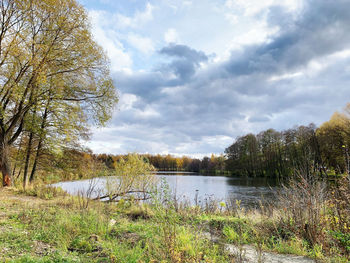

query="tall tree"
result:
[0,0,118,186]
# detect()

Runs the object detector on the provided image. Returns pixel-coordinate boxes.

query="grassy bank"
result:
[0,184,349,263]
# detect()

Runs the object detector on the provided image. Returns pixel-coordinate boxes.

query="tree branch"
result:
[93,190,152,201]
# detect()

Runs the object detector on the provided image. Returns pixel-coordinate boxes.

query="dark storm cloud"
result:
[114,71,167,101]
[114,43,210,103]
[159,44,208,80]
[224,0,350,78]
[105,0,350,155]
[160,44,208,62]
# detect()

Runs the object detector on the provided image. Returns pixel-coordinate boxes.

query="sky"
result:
[79,0,350,157]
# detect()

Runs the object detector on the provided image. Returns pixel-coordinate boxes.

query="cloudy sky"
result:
[79,0,350,157]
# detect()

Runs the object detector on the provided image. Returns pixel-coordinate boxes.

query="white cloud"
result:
[225,0,302,16]
[135,105,160,119]
[127,33,154,54]
[115,3,154,28]
[161,85,187,95]
[269,72,303,82]
[89,10,132,72]
[214,22,278,62]
[266,49,350,82]
[164,28,180,43]
[164,0,193,12]
[119,93,138,111]
[225,13,238,25]
[233,26,277,47]
[183,1,192,7]
[82,0,350,157]
[295,49,350,78]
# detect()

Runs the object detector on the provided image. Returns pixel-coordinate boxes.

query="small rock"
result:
[109,219,117,227]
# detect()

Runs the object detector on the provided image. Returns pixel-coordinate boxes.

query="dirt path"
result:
[225,244,315,263]
[0,187,36,201]
[0,187,45,211]
[202,232,315,263]
[0,188,41,218]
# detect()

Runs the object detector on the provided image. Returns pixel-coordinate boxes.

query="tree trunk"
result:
[23,131,34,189]
[29,138,42,183]
[12,134,24,179]
[29,98,49,183]
[1,143,12,187]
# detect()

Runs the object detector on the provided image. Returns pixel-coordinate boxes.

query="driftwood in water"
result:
[93,190,152,202]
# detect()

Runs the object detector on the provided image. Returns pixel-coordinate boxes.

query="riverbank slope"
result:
[0,187,347,262]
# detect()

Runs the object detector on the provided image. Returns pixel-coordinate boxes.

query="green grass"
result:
[0,192,231,262]
[0,188,349,262]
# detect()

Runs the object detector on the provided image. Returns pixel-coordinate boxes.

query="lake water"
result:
[52,172,279,208]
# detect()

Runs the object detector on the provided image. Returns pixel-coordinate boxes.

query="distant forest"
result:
[95,104,350,179]
[96,153,225,174]
[44,104,350,181]
[224,104,350,178]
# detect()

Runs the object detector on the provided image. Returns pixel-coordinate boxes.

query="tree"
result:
[0,0,118,186]
[200,156,210,171]
[317,107,350,175]
[103,153,156,202]
[175,157,183,171]
[188,158,200,172]
[225,126,322,179]
[257,129,283,178]
[225,134,260,177]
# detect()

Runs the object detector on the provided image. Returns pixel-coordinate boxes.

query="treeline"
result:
[96,153,226,173]
[19,102,350,184]
[14,148,227,183]
[225,104,350,178]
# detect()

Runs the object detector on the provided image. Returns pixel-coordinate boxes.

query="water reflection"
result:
[158,174,278,208]
[52,172,279,208]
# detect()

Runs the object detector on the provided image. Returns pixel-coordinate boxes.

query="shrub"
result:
[104,153,157,202]
[276,174,328,247]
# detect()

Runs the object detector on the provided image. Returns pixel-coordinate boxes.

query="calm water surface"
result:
[52,172,279,207]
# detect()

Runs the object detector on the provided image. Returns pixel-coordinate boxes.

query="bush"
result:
[104,153,157,202]
[276,174,328,247]
[25,184,66,200]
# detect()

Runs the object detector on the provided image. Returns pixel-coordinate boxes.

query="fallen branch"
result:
[93,190,152,201]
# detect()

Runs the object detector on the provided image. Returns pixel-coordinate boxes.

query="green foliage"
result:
[224,103,350,179]
[69,236,94,253]
[97,153,228,174]
[267,237,307,256]
[225,124,322,178]
[105,153,157,201]
[1,188,350,262]
[0,0,118,186]
[331,231,350,253]
[223,220,252,245]
[25,185,66,200]
[11,253,80,263]
[223,226,241,243]
[123,205,155,220]
[310,244,324,259]
[1,188,232,262]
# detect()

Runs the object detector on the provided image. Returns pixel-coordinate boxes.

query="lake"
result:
[52,172,279,208]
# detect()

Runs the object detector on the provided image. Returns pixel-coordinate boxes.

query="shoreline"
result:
[0,186,347,262]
